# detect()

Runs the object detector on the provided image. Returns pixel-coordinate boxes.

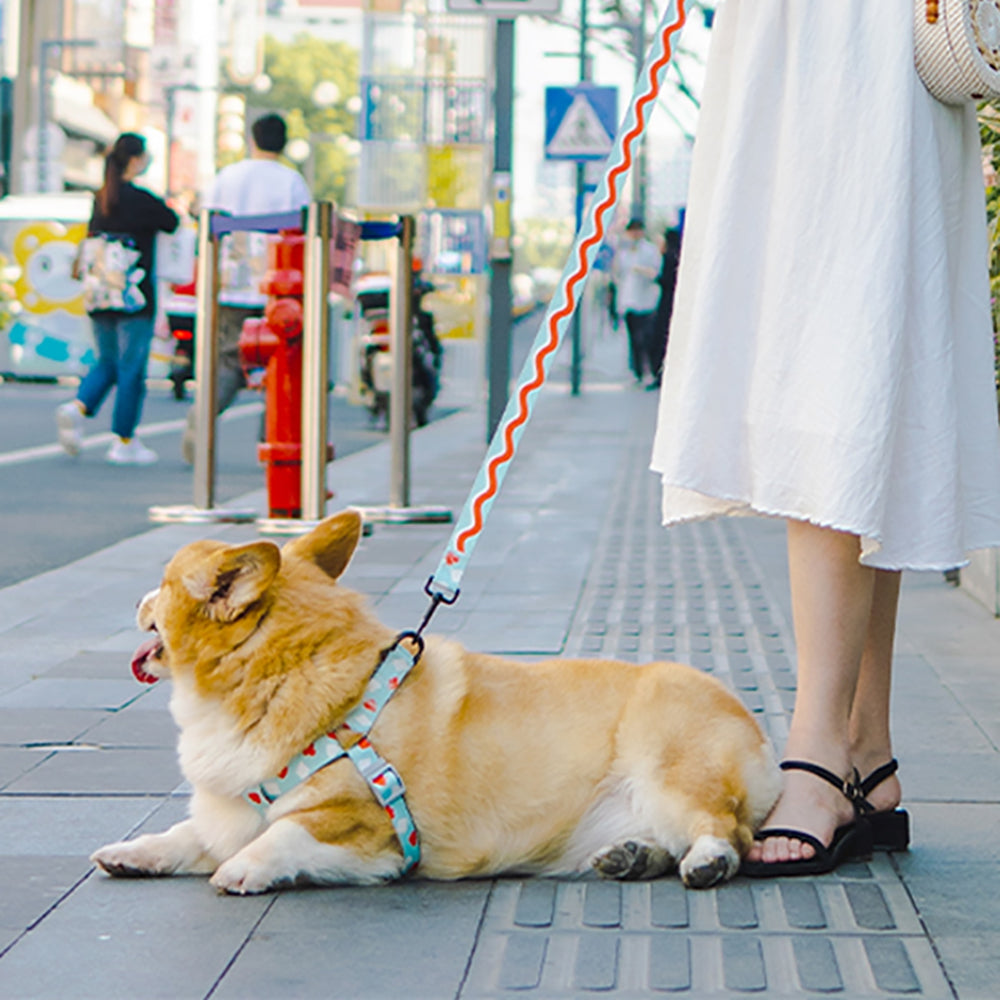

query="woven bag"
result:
[915,0,1000,103]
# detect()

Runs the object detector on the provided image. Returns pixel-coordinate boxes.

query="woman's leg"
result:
[76,316,120,416]
[110,314,154,439]
[850,569,903,812]
[747,521,877,864]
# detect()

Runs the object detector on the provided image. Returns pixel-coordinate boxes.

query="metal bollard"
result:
[192,207,220,511]
[301,201,334,523]
[351,215,452,527]
[257,203,339,536]
[389,214,414,508]
[148,207,256,525]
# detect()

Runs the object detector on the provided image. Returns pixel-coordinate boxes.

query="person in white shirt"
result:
[613,218,663,386]
[182,112,311,463]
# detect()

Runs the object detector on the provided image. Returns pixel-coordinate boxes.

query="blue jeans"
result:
[77,313,154,439]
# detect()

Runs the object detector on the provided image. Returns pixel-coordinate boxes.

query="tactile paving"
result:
[460,431,953,999]
[462,861,951,997]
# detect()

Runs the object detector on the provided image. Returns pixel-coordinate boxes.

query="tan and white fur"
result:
[92,510,781,894]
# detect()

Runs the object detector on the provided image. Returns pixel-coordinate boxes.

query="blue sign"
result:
[544,85,618,162]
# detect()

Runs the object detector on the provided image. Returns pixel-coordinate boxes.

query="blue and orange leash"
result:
[421,0,689,614]
[247,0,691,872]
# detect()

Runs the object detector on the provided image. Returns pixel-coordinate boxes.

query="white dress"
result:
[650,0,1000,571]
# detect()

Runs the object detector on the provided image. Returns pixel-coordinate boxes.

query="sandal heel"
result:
[868,808,910,851]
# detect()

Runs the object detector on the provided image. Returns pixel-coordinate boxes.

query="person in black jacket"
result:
[56,132,178,464]
[647,226,682,391]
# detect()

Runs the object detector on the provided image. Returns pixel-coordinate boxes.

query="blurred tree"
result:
[512,217,575,273]
[221,33,360,205]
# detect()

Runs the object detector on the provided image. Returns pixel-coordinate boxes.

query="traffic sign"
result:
[447,0,561,12]
[544,85,618,161]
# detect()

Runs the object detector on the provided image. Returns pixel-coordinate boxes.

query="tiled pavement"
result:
[1,346,999,999]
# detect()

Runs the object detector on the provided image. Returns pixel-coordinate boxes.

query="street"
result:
[0,380,398,589]
[0,309,549,590]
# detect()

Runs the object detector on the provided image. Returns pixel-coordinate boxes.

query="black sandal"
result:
[856,759,910,852]
[740,760,873,878]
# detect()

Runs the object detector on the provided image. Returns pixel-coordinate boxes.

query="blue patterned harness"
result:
[242,640,421,874]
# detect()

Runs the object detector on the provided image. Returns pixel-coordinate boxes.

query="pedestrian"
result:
[647,225,682,390]
[612,218,661,385]
[56,132,179,464]
[650,1,1000,876]
[181,112,310,464]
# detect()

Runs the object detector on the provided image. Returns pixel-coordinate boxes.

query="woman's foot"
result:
[745,761,858,865]
[55,400,85,456]
[106,437,158,465]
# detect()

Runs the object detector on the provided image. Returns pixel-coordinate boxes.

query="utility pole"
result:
[570,0,590,396]
[487,19,515,439]
[12,0,58,195]
[631,0,648,223]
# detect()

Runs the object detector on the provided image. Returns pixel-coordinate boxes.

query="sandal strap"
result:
[753,826,827,858]
[857,758,899,797]
[780,759,864,810]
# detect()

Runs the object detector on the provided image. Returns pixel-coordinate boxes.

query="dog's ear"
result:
[182,541,281,622]
[282,509,362,581]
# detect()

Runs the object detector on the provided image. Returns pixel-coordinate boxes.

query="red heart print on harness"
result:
[364,699,377,712]
[278,767,288,779]
[303,744,316,757]
[248,792,262,804]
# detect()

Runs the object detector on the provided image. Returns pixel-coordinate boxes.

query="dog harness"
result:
[242,639,421,874]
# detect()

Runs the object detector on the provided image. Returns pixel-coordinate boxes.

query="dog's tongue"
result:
[131,636,162,684]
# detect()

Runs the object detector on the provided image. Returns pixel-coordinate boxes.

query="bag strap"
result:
[415,0,690,628]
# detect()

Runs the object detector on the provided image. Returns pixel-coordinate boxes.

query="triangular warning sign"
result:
[547,93,613,157]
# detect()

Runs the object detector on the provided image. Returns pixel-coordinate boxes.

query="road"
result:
[0,307,567,589]
[0,380,404,589]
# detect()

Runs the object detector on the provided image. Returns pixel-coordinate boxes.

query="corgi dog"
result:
[92,510,780,894]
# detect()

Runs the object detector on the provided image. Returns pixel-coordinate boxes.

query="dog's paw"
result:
[91,839,171,878]
[679,835,739,889]
[592,840,676,881]
[210,854,279,895]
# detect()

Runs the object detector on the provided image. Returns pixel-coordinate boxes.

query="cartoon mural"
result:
[2,219,93,376]
[13,222,87,315]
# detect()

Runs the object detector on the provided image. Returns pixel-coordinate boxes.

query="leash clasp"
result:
[414,576,460,641]
[386,629,425,663]
[423,576,459,608]
[382,578,460,667]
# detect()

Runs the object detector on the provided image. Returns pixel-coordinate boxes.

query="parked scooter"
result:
[355,272,442,427]
[163,279,197,400]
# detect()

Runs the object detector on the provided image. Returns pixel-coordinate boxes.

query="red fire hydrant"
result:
[239,231,333,519]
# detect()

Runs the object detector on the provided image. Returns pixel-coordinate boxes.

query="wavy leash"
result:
[241,0,691,873]
[411,0,690,631]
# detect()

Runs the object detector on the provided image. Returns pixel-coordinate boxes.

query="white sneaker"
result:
[106,438,158,465]
[55,401,83,456]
